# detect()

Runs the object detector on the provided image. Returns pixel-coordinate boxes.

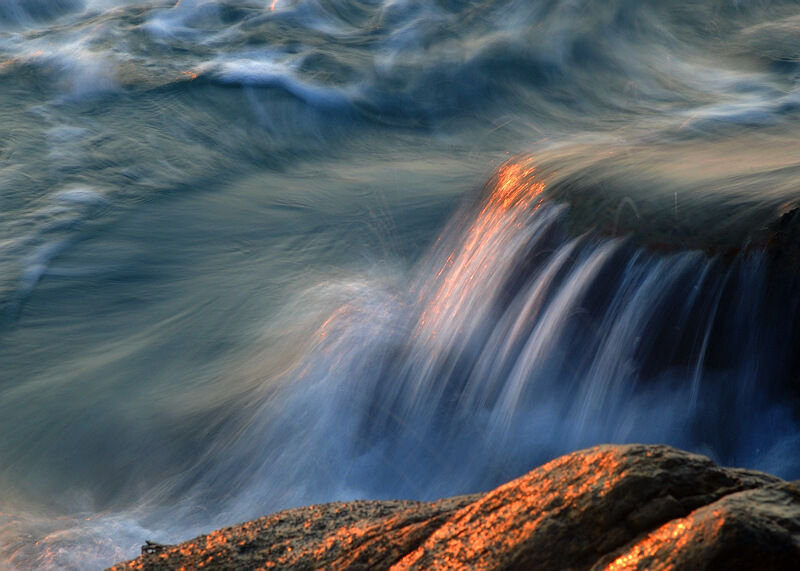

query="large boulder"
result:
[108,444,800,570]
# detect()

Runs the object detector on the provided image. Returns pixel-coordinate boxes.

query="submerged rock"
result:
[108,444,800,570]
[502,140,800,256]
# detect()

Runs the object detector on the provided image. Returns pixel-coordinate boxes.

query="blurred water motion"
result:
[2,0,800,569]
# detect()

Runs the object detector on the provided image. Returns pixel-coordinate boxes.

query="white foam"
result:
[52,186,107,205]
[275,0,360,37]
[142,0,230,39]
[47,125,90,142]
[0,504,169,571]
[654,58,796,129]
[201,57,355,110]
[678,84,796,128]
[19,38,120,100]
[18,238,74,295]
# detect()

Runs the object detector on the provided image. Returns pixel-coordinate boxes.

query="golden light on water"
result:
[486,163,541,212]
[415,161,543,340]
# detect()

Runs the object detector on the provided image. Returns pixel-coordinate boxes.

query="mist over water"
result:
[2,0,800,569]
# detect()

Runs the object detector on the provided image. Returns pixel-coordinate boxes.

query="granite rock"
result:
[107,444,800,571]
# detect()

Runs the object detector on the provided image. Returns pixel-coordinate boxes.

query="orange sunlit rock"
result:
[106,444,800,571]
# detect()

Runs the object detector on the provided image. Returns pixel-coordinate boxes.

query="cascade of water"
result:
[195,159,800,514]
[6,155,800,570]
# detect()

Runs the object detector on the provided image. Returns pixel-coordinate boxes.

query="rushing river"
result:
[2,1,800,568]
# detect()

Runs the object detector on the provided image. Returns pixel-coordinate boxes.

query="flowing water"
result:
[2,1,800,568]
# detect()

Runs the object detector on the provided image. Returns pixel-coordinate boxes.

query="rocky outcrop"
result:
[108,444,800,570]
[497,142,800,256]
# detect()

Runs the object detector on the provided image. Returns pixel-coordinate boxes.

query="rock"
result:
[107,444,800,571]
[501,141,800,256]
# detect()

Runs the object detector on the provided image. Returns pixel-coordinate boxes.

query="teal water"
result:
[1,1,800,569]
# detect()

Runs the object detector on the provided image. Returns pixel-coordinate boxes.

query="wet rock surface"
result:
[108,444,800,570]
[508,140,800,256]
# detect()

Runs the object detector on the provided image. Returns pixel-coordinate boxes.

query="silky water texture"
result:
[1,1,800,569]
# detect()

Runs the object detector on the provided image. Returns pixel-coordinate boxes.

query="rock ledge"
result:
[108,444,800,570]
